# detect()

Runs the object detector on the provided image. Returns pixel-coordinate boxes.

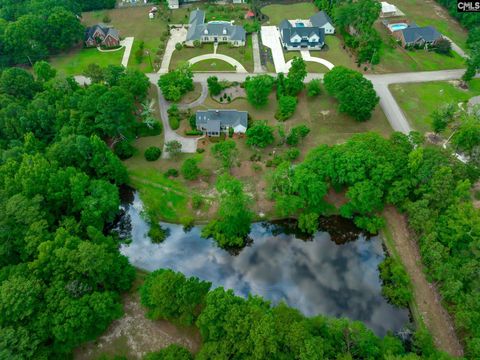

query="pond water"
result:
[119,191,410,337]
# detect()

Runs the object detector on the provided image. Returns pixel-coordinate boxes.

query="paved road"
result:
[252,32,264,73]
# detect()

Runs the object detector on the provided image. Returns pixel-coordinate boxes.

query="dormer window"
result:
[204,29,208,35]
[222,28,227,35]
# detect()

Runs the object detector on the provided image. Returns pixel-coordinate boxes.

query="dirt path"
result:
[383,206,464,357]
[75,292,201,360]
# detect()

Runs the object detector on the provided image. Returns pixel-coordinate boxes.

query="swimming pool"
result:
[388,23,408,32]
[295,22,305,27]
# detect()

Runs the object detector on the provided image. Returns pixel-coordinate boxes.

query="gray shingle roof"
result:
[279,19,324,46]
[309,11,333,28]
[186,9,245,42]
[196,110,248,131]
[401,25,441,44]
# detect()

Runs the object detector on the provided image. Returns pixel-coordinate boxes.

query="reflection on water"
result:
[119,192,410,336]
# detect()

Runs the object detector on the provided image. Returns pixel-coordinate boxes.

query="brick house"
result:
[85,25,120,48]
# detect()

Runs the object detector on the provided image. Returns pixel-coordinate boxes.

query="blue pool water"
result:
[295,22,305,27]
[389,23,408,31]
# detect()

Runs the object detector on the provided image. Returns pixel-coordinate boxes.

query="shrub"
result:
[275,96,297,121]
[144,146,162,161]
[181,158,200,180]
[164,168,179,177]
[307,79,322,97]
[228,127,234,138]
[185,130,203,136]
[286,125,310,146]
[114,140,135,160]
[193,40,201,48]
[102,14,111,23]
[207,76,222,96]
[136,121,162,137]
[284,148,300,160]
[175,42,183,51]
[192,194,203,209]
[169,116,180,130]
[196,148,205,153]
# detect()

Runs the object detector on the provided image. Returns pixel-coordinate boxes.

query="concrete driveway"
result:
[261,26,288,73]
[159,27,187,73]
[188,54,247,72]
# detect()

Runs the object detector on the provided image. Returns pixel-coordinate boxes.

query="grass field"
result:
[261,3,318,25]
[126,85,392,223]
[390,80,480,133]
[49,47,124,76]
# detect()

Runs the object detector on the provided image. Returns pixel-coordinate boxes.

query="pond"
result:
[118,191,410,337]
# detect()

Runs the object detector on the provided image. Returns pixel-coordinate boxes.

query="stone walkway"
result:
[187,54,248,73]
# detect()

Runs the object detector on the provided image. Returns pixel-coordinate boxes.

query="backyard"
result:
[390,79,480,133]
[125,84,392,224]
[261,3,318,25]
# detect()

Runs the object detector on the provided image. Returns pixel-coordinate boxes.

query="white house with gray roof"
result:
[196,110,248,137]
[279,11,334,51]
[185,9,246,47]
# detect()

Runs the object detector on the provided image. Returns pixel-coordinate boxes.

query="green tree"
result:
[181,158,201,180]
[145,146,162,161]
[165,140,182,158]
[451,117,480,155]
[0,67,37,98]
[245,75,274,107]
[207,76,222,96]
[276,96,297,121]
[286,125,310,146]
[33,61,57,83]
[103,64,125,86]
[144,344,193,360]
[83,63,104,84]
[140,269,211,325]
[158,63,194,102]
[211,140,238,170]
[285,56,307,96]
[202,175,253,248]
[323,66,379,121]
[430,103,455,134]
[379,257,413,308]
[119,68,150,102]
[246,122,274,148]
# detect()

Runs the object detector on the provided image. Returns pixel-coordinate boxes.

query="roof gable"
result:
[310,11,333,28]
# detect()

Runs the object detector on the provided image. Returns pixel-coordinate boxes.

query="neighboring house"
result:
[196,109,248,137]
[393,24,442,48]
[186,9,246,47]
[85,24,120,48]
[380,2,399,17]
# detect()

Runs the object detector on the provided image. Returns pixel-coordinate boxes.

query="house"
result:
[393,24,442,48]
[196,110,248,137]
[380,2,399,18]
[186,9,246,47]
[309,11,335,34]
[84,25,120,48]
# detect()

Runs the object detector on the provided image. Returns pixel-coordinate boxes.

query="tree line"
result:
[139,268,455,359]
[0,63,153,358]
[269,131,480,358]
[0,0,116,67]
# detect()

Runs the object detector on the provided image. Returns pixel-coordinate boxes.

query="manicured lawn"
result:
[261,3,318,25]
[387,0,468,51]
[390,80,480,133]
[191,59,236,72]
[284,52,330,73]
[170,37,254,72]
[49,47,124,76]
[373,23,466,73]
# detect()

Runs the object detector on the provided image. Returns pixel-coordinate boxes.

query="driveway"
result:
[252,32,264,73]
[121,37,134,67]
[188,54,248,73]
[159,27,187,74]
[260,26,288,73]
[178,82,208,110]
